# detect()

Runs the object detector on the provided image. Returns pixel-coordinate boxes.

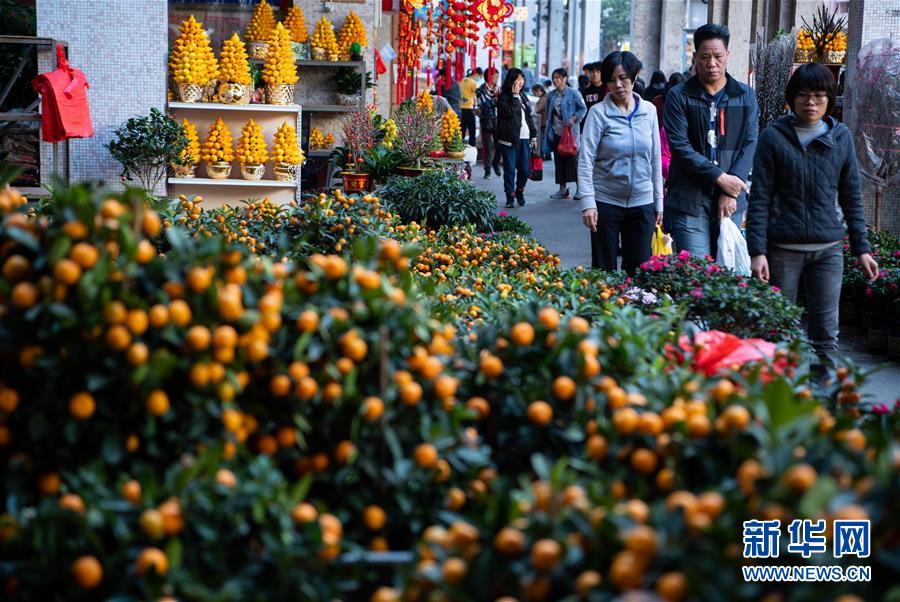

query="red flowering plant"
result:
[392,99,441,169]
[840,231,900,319]
[633,251,804,341]
[339,109,377,174]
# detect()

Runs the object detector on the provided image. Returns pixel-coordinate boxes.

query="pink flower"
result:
[871,403,890,414]
[771,286,781,293]
[706,264,721,274]
[690,287,704,299]
[738,281,749,288]
[678,250,691,261]
[498,211,507,217]
[865,287,874,297]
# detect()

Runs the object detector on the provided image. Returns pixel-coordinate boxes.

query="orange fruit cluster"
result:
[218,33,252,85]
[169,15,219,85]
[245,0,276,42]
[262,22,299,86]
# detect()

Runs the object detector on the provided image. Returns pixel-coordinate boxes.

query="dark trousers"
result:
[500,139,531,197]
[592,202,655,274]
[461,108,477,146]
[768,244,843,368]
[481,129,501,174]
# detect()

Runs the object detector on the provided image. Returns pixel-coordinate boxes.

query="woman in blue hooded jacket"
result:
[544,68,587,199]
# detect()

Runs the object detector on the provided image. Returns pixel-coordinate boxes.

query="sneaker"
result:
[550,189,570,199]
[505,193,515,209]
[505,201,515,208]
[515,188,526,207]
[494,165,502,176]
[484,172,493,179]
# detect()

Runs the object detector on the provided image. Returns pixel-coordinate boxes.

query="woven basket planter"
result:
[206,161,232,179]
[824,50,846,64]
[178,83,204,103]
[240,164,266,180]
[311,47,327,61]
[266,84,295,105]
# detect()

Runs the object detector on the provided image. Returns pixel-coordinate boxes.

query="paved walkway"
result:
[468,156,900,402]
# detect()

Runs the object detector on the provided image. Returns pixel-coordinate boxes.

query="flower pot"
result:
[336,93,361,107]
[178,83,204,103]
[794,48,816,63]
[824,50,846,64]
[445,150,465,159]
[887,326,900,361]
[396,166,427,178]
[206,161,232,179]
[340,171,372,192]
[240,164,265,180]
[273,162,298,182]
[248,41,269,59]
[217,82,251,105]
[839,297,859,324]
[292,42,310,62]
[171,163,197,179]
[311,47,327,61]
[867,323,888,352]
[266,84,295,105]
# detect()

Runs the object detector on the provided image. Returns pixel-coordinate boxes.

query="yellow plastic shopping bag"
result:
[651,225,673,256]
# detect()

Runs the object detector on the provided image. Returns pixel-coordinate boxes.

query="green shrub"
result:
[380,168,496,230]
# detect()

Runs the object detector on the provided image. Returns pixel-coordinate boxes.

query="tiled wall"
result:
[37,0,168,194]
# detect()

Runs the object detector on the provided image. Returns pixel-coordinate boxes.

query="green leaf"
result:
[799,476,838,518]
[764,378,816,431]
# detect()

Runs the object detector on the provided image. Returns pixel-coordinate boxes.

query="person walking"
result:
[443,77,462,116]
[578,51,663,274]
[747,63,878,373]
[580,62,606,124]
[531,83,549,156]
[544,68,587,199]
[476,67,502,178]
[496,68,538,208]
[663,23,758,258]
[460,70,479,146]
[522,62,534,90]
[643,70,667,101]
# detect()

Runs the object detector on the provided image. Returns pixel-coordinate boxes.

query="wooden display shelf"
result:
[249,59,364,68]
[168,178,297,188]
[307,149,334,157]
[168,102,301,113]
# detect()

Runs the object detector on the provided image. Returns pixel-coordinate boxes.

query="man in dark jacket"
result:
[664,23,758,258]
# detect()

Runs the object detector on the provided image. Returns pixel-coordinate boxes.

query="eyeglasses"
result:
[796,92,829,104]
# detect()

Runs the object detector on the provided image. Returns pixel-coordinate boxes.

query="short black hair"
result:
[551,67,568,80]
[600,51,642,85]
[650,70,666,86]
[501,68,526,95]
[475,67,483,75]
[785,62,837,115]
[585,61,601,72]
[694,24,730,50]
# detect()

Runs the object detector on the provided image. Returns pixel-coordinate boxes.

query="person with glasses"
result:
[747,63,879,376]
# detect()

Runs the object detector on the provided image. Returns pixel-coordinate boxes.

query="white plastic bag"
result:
[716,218,751,276]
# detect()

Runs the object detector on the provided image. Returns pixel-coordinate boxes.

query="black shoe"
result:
[494,165,502,176]
[484,172,493,179]
[505,202,515,209]
[515,188,526,207]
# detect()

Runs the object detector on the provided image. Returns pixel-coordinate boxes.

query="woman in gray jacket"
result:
[578,51,663,274]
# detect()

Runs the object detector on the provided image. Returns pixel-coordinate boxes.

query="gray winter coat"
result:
[746,115,871,257]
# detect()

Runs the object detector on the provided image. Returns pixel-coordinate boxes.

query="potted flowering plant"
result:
[339,109,377,191]
[393,100,441,177]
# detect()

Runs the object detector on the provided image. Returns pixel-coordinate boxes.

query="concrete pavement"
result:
[467,157,899,402]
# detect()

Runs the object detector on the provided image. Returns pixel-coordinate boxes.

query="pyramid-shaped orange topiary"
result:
[169,15,219,85]
[201,118,234,163]
[236,118,269,165]
[263,22,299,86]
[272,121,302,165]
[337,11,368,54]
[218,33,252,85]
[283,6,308,43]
[180,118,201,164]
[245,0,276,42]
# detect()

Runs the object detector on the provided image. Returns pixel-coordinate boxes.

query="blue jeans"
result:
[768,244,843,368]
[665,206,743,258]
[500,139,531,197]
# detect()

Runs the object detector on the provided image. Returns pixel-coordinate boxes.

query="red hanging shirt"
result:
[31,45,93,142]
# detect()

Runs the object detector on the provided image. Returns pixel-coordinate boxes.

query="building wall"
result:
[36,0,168,193]
[845,0,900,233]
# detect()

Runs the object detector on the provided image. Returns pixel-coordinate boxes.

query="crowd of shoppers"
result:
[459,21,879,376]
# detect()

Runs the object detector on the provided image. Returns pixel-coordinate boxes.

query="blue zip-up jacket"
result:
[577,94,663,212]
[542,86,587,155]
